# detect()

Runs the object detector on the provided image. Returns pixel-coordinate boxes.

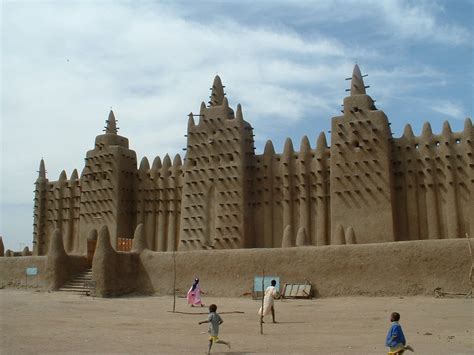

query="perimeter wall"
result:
[137,239,471,297]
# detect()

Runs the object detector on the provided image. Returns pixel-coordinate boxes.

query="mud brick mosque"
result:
[32,65,473,256]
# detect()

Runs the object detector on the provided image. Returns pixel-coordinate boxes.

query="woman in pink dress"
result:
[187,278,205,307]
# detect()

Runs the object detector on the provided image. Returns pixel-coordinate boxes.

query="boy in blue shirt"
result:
[199,304,231,354]
[386,312,414,354]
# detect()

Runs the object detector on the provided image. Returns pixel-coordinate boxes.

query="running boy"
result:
[385,312,414,354]
[198,304,231,354]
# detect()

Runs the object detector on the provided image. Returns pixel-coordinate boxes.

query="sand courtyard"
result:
[0,289,472,354]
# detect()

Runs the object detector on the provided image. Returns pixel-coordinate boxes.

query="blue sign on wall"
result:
[254,276,280,292]
[26,267,38,276]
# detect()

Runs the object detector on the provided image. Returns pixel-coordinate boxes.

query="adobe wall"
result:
[137,239,470,297]
[249,134,331,249]
[0,256,47,288]
[31,67,472,255]
[392,120,473,241]
[135,153,183,252]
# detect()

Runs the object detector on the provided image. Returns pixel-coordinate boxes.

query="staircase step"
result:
[64,282,85,287]
[58,287,88,292]
[56,269,95,295]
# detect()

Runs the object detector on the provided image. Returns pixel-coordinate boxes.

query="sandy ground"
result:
[0,289,472,354]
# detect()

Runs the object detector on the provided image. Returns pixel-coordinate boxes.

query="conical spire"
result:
[300,135,311,153]
[442,121,452,136]
[464,117,472,132]
[209,75,225,107]
[296,227,309,246]
[422,122,433,138]
[402,124,415,139]
[152,156,162,171]
[264,140,275,155]
[236,104,244,121]
[282,138,294,159]
[332,225,346,245]
[58,170,67,181]
[281,225,294,247]
[105,110,118,134]
[38,158,46,179]
[200,101,207,115]
[70,169,78,181]
[187,113,195,130]
[132,224,147,253]
[173,154,182,167]
[316,132,328,152]
[345,226,356,244]
[223,96,230,110]
[139,157,150,171]
[162,154,172,169]
[350,64,366,96]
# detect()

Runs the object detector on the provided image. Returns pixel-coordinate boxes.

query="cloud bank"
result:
[1,0,472,249]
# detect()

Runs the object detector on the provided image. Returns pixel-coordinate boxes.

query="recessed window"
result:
[456,139,461,144]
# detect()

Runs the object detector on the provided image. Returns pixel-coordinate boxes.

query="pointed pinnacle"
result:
[422,122,433,137]
[59,170,67,181]
[152,156,162,171]
[236,104,243,121]
[209,75,225,107]
[187,113,195,130]
[316,132,328,152]
[350,64,367,96]
[106,110,118,134]
[300,135,311,153]
[464,117,472,131]
[70,169,78,181]
[442,121,452,136]
[403,124,415,139]
[264,140,275,155]
[283,137,294,159]
[162,154,172,169]
[38,158,46,179]
[139,157,150,171]
[173,154,182,167]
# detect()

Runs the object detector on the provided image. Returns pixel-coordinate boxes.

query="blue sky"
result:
[1,0,472,251]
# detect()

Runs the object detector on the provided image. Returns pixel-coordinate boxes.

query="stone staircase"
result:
[57,268,95,296]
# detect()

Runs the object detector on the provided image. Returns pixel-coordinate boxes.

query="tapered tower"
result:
[179,76,255,250]
[32,158,49,255]
[330,65,397,243]
[78,111,137,253]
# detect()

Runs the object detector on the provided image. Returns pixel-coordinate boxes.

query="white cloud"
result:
[431,101,465,118]
[282,0,471,45]
[0,1,471,250]
[373,0,471,45]
[1,2,353,204]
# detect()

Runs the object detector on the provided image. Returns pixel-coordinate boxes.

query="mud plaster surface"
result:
[1,289,472,354]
